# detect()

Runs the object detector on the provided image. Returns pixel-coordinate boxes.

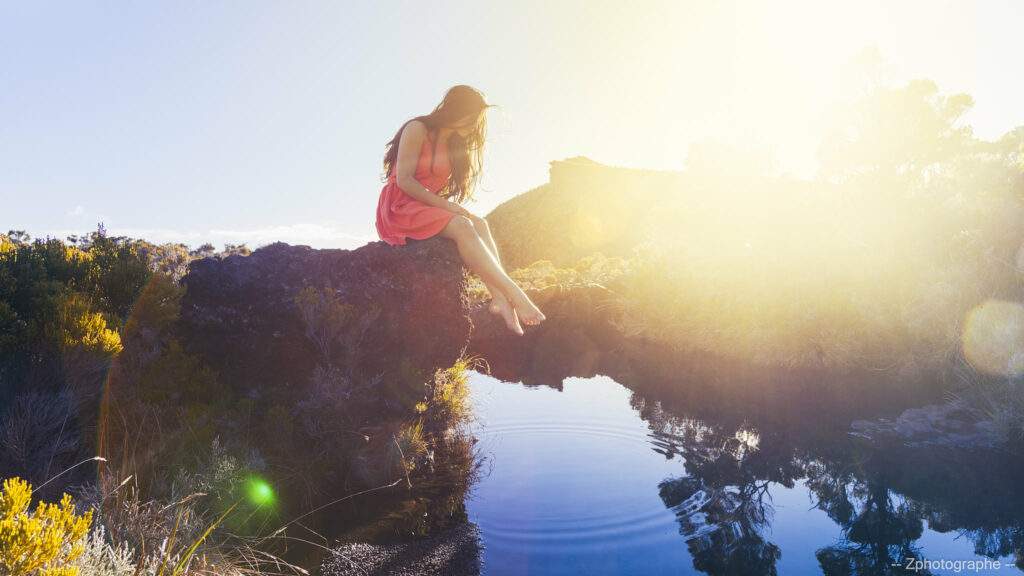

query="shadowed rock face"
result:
[178,237,472,410]
[175,238,488,572]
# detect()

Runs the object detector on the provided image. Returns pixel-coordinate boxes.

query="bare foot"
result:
[489,297,524,335]
[510,292,546,326]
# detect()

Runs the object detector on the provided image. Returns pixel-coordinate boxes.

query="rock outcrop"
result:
[485,157,674,269]
[178,237,472,408]
[175,238,493,576]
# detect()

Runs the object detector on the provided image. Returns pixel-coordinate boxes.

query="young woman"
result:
[376,85,545,335]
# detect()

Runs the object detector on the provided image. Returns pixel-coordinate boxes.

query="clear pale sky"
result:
[3,1,1021,249]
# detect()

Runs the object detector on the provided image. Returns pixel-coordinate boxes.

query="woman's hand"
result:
[445,200,474,218]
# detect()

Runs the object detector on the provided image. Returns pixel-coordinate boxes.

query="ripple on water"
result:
[467,395,686,555]
[474,421,664,446]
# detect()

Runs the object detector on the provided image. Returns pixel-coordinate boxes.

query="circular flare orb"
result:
[962,300,1024,377]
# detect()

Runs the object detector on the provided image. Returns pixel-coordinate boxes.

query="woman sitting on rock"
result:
[376,85,544,335]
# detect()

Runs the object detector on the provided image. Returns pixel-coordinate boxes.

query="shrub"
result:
[0,477,94,576]
[0,391,79,490]
[293,285,355,361]
[422,358,475,433]
[58,294,122,356]
[71,526,146,576]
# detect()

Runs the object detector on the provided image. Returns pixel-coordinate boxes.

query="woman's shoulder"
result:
[403,119,428,137]
[398,119,431,150]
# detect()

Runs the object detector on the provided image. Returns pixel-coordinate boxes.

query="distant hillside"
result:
[485,157,686,269]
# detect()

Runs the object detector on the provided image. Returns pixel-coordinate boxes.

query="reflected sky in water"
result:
[466,372,1021,575]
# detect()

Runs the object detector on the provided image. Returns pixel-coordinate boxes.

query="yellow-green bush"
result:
[0,236,15,256]
[58,293,122,356]
[394,420,428,474]
[423,358,474,432]
[0,477,94,576]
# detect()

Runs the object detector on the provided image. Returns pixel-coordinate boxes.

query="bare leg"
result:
[439,216,545,331]
[468,216,521,332]
[470,215,504,268]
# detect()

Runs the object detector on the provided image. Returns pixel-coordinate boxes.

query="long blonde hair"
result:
[382,85,491,203]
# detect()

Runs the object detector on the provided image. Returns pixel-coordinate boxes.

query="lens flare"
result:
[961,300,1024,377]
[245,476,276,507]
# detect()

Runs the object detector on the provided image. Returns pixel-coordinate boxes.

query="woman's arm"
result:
[394,120,469,215]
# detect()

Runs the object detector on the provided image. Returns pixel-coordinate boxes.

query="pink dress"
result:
[375,131,455,245]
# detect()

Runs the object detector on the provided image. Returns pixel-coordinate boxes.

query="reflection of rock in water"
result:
[850,400,1001,450]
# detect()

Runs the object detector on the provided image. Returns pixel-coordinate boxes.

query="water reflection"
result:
[659,474,780,575]
[813,478,925,575]
[655,418,784,575]
[467,372,1024,575]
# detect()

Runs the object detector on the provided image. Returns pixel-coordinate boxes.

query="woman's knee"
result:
[444,215,476,238]
[470,214,489,230]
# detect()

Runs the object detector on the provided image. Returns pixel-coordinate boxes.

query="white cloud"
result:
[207,223,375,249]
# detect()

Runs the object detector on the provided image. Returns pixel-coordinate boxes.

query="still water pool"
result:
[465,372,1022,575]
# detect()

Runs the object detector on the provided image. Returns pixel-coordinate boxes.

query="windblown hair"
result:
[383,85,491,203]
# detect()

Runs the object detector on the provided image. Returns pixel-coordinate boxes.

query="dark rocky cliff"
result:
[178,237,472,411]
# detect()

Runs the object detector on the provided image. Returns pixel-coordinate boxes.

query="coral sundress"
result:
[376,131,455,246]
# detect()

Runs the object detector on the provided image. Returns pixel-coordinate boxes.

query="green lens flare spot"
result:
[245,476,276,507]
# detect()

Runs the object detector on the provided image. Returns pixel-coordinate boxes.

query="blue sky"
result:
[3,1,1022,249]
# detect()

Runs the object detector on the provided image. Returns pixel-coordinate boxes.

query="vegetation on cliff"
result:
[0,231,481,574]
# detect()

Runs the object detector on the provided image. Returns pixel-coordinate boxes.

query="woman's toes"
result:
[489,298,523,334]
[504,308,523,334]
